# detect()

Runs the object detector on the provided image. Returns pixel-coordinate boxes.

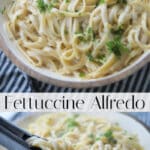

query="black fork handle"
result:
[0,117,42,150]
[0,117,31,140]
[0,125,31,150]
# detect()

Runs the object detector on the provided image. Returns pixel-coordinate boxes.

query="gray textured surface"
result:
[129,113,150,128]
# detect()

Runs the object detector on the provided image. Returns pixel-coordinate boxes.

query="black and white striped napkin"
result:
[0,50,149,92]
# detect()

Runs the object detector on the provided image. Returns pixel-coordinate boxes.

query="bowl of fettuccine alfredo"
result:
[0,0,149,87]
[15,112,150,150]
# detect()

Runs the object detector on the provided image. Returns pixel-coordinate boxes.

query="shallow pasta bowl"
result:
[0,0,150,88]
[14,112,150,150]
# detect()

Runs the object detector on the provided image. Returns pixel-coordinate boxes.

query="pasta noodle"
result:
[27,113,143,150]
[0,145,8,150]
[5,0,150,79]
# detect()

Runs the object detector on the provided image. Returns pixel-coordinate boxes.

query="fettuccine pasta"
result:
[27,113,143,150]
[5,0,150,79]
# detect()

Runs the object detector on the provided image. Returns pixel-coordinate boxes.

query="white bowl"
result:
[15,112,150,150]
[0,0,150,88]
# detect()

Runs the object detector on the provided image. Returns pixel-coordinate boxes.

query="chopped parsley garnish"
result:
[87,130,117,145]
[96,0,127,6]
[87,27,95,41]
[88,133,95,139]
[87,53,106,64]
[0,7,6,14]
[37,0,48,12]
[104,130,117,145]
[88,134,96,144]
[37,0,58,13]
[79,72,86,78]
[106,37,128,57]
[129,137,134,140]
[111,25,125,38]
[87,53,95,62]
[64,0,70,3]
[97,0,105,6]
[117,0,127,4]
[104,130,113,138]
[66,118,79,129]
[100,0,105,4]
[47,3,55,12]
[75,27,95,43]
[64,29,68,35]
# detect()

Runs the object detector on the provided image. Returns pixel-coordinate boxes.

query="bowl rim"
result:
[13,112,150,133]
[0,25,150,88]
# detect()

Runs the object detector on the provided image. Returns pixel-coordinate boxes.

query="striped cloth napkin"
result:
[0,50,149,92]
